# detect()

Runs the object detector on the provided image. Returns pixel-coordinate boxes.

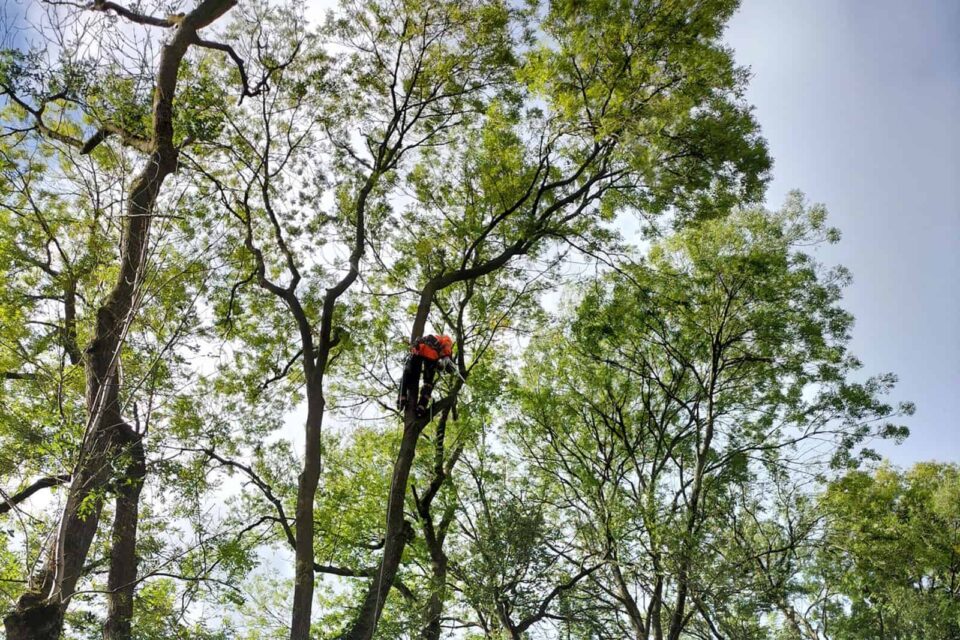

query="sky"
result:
[724,0,960,465]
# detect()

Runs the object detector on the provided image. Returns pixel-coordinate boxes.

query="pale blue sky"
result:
[725,0,960,465]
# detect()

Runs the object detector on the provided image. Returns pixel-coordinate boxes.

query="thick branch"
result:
[514,563,602,635]
[0,475,71,515]
[89,0,176,28]
[1,82,151,154]
[79,124,152,155]
[194,38,264,103]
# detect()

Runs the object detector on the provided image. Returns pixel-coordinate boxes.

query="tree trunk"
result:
[6,160,164,639]
[288,119,372,640]
[341,412,422,640]
[2,589,63,640]
[611,563,645,640]
[649,570,664,640]
[419,547,447,640]
[3,407,131,639]
[104,426,146,640]
[289,389,325,640]
[419,497,454,640]
[2,2,237,637]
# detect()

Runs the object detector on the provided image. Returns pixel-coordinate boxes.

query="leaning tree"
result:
[0,0,275,636]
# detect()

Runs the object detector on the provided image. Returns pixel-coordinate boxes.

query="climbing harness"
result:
[397,334,457,418]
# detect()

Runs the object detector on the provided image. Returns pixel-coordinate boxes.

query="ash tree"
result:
[503,195,911,639]
[176,0,768,638]
[0,0,278,637]
[762,462,959,640]
[1,0,779,637]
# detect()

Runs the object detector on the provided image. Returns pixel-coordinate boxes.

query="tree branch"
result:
[2,372,38,381]
[0,475,71,515]
[194,37,275,104]
[514,563,603,635]
[198,447,297,550]
[89,0,177,27]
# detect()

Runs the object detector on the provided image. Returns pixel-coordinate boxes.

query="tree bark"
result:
[104,426,146,640]
[419,541,447,640]
[2,592,62,640]
[0,475,71,515]
[288,389,325,640]
[417,411,458,640]
[611,562,645,640]
[649,568,664,640]
[340,413,423,640]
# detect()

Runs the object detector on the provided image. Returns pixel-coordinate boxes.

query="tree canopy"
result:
[0,1,942,639]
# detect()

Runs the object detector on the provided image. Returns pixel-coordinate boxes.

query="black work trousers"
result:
[399,355,437,414]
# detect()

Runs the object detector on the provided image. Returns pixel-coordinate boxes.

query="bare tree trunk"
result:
[649,569,664,640]
[611,562,645,640]
[417,411,459,640]
[419,544,447,640]
[495,606,522,640]
[2,592,62,640]
[104,426,146,640]
[289,389,325,640]
[341,413,422,640]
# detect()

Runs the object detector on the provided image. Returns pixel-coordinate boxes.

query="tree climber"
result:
[398,334,456,418]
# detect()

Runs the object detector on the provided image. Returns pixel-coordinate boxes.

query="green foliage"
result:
[127,578,235,639]
[505,194,911,636]
[814,463,960,639]
[0,0,931,639]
